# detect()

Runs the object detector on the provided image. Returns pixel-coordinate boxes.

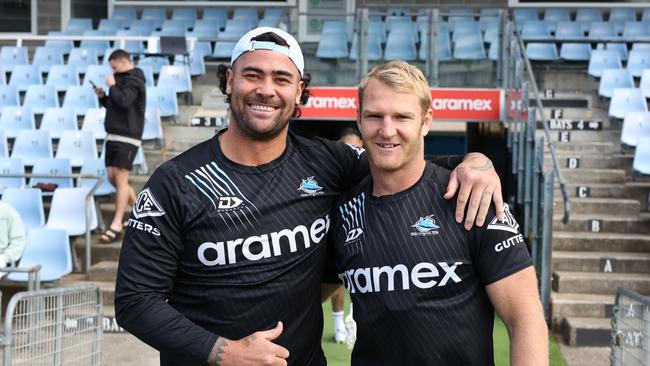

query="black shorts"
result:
[104,141,139,170]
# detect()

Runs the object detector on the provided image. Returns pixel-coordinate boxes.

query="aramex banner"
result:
[299,87,503,121]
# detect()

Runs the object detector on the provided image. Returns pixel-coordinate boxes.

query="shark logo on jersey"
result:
[487,204,519,234]
[298,176,324,196]
[410,215,439,236]
[340,193,366,244]
[133,188,165,219]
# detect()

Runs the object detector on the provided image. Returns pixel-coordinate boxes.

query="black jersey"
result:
[330,162,533,366]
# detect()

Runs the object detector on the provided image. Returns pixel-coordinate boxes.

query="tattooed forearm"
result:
[208,337,228,366]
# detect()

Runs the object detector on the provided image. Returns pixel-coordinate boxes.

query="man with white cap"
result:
[115,27,505,366]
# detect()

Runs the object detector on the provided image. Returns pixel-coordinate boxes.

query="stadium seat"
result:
[0,85,20,109]
[146,86,179,118]
[350,32,383,61]
[589,22,618,40]
[526,43,558,61]
[39,107,77,139]
[32,47,64,74]
[80,158,116,196]
[141,8,166,29]
[0,47,28,73]
[0,106,35,138]
[137,64,155,87]
[0,158,25,190]
[419,26,452,61]
[621,111,650,146]
[45,65,80,92]
[0,131,8,158]
[626,50,650,77]
[114,30,145,54]
[643,9,650,22]
[453,33,485,60]
[598,68,634,98]
[633,136,650,174]
[233,7,259,24]
[9,65,42,92]
[157,65,192,93]
[555,21,584,40]
[544,9,571,32]
[23,85,59,114]
[560,43,591,61]
[81,30,112,56]
[129,20,155,36]
[384,30,417,61]
[192,41,212,59]
[487,40,500,61]
[577,8,603,33]
[479,17,499,37]
[191,20,220,38]
[66,18,93,34]
[174,49,205,76]
[62,85,100,116]
[138,56,169,75]
[44,187,98,236]
[83,64,113,90]
[11,130,53,166]
[640,69,650,97]
[448,7,474,24]
[601,42,629,61]
[45,31,74,55]
[588,50,622,77]
[81,108,107,140]
[451,21,481,42]
[513,8,538,28]
[98,19,125,34]
[112,7,137,21]
[480,8,500,19]
[142,108,163,142]
[622,22,650,40]
[6,228,72,281]
[172,8,197,21]
[609,8,637,34]
[29,158,74,195]
[224,18,254,36]
[202,8,228,30]
[161,19,193,35]
[521,20,552,40]
[67,48,99,75]
[316,32,349,59]
[1,188,45,232]
[56,131,97,167]
[609,88,647,119]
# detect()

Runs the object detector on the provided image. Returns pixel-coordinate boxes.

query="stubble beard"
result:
[229,98,294,141]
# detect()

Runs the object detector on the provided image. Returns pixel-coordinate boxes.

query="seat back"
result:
[1,188,45,232]
[62,85,100,116]
[81,108,107,140]
[67,48,99,75]
[80,158,115,196]
[45,187,98,236]
[609,88,648,119]
[598,68,634,97]
[157,65,192,93]
[83,65,113,90]
[23,85,59,114]
[45,65,80,92]
[40,108,77,139]
[55,131,98,167]
[146,86,179,117]
[29,158,73,192]
[0,106,35,138]
[0,158,25,190]
[6,228,72,282]
[32,47,64,73]
[621,112,650,146]
[588,50,622,77]
[11,130,53,166]
[9,65,42,92]
[0,85,20,109]
[633,136,650,174]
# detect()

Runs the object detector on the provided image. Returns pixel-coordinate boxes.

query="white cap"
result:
[231,27,304,77]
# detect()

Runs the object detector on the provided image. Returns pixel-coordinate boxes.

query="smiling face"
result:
[358,78,432,175]
[226,49,305,141]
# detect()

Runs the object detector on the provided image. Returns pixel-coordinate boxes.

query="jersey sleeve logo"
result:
[298,176,324,196]
[133,188,165,219]
[410,214,440,236]
[339,193,366,244]
[486,203,519,234]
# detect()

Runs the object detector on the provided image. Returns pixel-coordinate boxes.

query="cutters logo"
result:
[410,215,440,236]
[487,204,519,234]
[133,188,165,219]
[298,176,323,196]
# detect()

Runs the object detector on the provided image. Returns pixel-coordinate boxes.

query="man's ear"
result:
[421,107,433,136]
[295,79,305,105]
[226,68,234,94]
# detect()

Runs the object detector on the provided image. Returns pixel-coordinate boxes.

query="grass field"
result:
[321,297,567,365]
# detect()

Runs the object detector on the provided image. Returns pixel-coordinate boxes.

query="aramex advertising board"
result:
[299,87,503,121]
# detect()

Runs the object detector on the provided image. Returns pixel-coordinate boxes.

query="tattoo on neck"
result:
[471,160,493,172]
[209,337,228,366]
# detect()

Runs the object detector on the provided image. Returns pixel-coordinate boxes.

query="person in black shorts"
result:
[93,49,146,243]
[115,27,508,366]
[329,61,548,365]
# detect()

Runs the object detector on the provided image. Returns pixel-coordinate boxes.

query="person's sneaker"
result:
[334,328,347,344]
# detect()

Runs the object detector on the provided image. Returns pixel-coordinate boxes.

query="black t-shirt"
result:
[329,162,533,366]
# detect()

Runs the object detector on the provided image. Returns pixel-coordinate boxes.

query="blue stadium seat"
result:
[174,49,206,76]
[157,65,192,93]
[622,22,650,40]
[589,22,618,40]
[0,85,20,109]
[448,7,474,23]
[66,18,93,35]
[600,42,628,61]
[478,16,498,34]
[577,9,603,33]
[633,136,650,174]
[192,20,220,38]
[6,228,72,282]
[643,9,650,22]
[526,43,558,61]
[350,32,383,61]
[452,21,481,41]
[1,188,45,232]
[112,8,137,21]
[521,20,553,40]
[224,19,254,36]
[46,65,80,93]
[81,108,107,141]
[385,30,417,61]
[29,158,74,194]
[23,85,59,115]
[633,43,650,52]
[0,47,28,73]
[0,106,35,138]
[316,32,349,59]
[80,158,115,196]
[129,20,155,36]
[544,9,571,32]
[626,50,650,77]
[45,32,74,55]
[39,107,77,139]
[0,158,25,190]
[81,30,111,56]
[9,65,42,92]
[192,41,212,59]
[390,19,418,44]
[233,8,259,23]
[172,8,197,21]
[137,64,155,88]
[138,56,169,75]
[83,64,113,90]
[161,19,193,35]
[202,8,228,28]
[610,8,637,34]
[146,86,178,118]
[640,69,650,97]
[488,40,500,61]
[68,48,99,75]
[609,88,647,119]
[62,85,99,117]
[142,108,163,142]
[98,19,125,34]
[32,47,64,74]
[419,26,452,61]
[621,112,650,146]
[453,33,485,60]
[0,131,8,158]
[114,30,145,54]
[263,8,286,22]
[479,8,500,19]
[55,131,97,167]
[321,20,350,42]
[588,50,622,77]
[598,68,634,97]
[44,187,98,236]
[11,130,52,166]
[513,8,538,28]
[555,21,584,40]
[141,8,166,29]
[560,43,592,61]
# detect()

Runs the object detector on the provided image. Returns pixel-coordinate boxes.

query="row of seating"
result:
[622,113,650,174]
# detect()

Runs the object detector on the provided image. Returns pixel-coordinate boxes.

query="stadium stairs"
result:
[535,66,650,349]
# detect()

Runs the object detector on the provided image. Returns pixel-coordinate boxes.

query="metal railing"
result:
[0,173,102,280]
[611,288,650,366]
[0,284,102,366]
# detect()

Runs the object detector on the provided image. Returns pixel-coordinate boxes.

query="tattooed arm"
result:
[208,322,289,366]
[443,152,505,230]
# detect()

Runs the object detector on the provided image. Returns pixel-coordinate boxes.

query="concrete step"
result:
[74,239,122,264]
[555,182,650,205]
[538,106,611,124]
[562,317,611,347]
[556,169,627,184]
[537,129,621,143]
[553,214,650,234]
[550,292,614,330]
[552,271,650,294]
[545,154,632,171]
[60,273,115,306]
[90,261,118,282]
[161,124,216,152]
[553,197,640,216]
[546,141,616,154]
[552,251,650,273]
[553,231,650,252]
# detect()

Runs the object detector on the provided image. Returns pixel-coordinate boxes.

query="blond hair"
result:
[358,61,432,116]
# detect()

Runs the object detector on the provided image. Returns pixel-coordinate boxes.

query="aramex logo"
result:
[431,98,492,111]
[304,97,357,109]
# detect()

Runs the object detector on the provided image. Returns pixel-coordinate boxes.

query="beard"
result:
[229,95,295,141]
